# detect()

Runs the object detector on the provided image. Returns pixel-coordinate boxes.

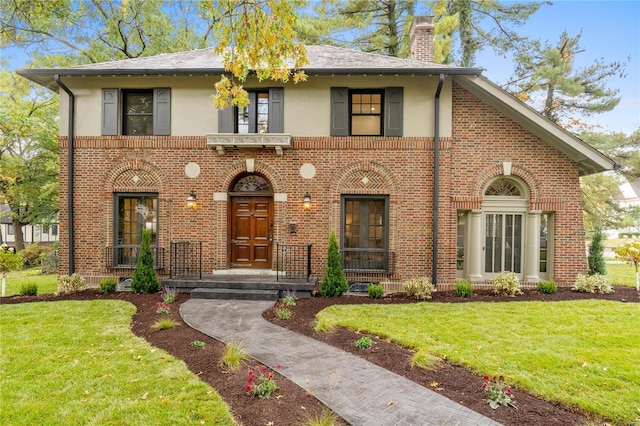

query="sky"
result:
[3,0,639,135]
[471,0,640,135]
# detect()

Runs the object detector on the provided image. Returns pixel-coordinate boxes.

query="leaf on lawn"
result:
[140,393,148,400]
[387,400,395,406]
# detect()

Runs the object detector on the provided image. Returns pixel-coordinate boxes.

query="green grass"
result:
[0,300,236,425]
[316,300,640,424]
[605,262,638,287]
[2,267,57,296]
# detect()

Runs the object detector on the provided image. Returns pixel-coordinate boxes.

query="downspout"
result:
[432,73,445,287]
[55,75,75,274]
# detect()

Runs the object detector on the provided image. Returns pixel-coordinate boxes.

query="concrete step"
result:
[190,287,279,301]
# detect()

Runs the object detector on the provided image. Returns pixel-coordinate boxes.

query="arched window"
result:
[232,174,273,192]
[485,178,522,197]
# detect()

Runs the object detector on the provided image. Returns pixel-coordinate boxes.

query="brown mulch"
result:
[3,285,637,425]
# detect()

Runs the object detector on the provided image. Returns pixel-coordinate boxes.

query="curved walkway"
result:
[181,299,501,426]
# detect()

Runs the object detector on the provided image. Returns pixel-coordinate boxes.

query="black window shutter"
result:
[248,91,258,133]
[101,88,118,135]
[384,87,403,136]
[330,87,349,136]
[268,88,284,133]
[153,88,171,135]
[218,100,235,133]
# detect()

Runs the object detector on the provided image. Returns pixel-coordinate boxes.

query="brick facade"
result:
[57,84,588,287]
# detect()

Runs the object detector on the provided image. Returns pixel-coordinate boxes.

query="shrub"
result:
[221,341,247,371]
[492,272,522,296]
[151,318,177,331]
[160,286,178,303]
[403,277,435,300]
[320,231,348,297]
[131,228,159,294]
[191,340,206,348]
[454,280,473,297]
[274,304,293,320]
[588,227,607,276]
[482,375,516,409]
[355,336,373,349]
[572,274,614,294]
[57,273,86,295]
[156,302,172,315]
[19,282,38,296]
[537,280,557,294]
[246,365,280,399]
[20,243,44,267]
[98,277,117,294]
[280,289,297,307]
[367,283,384,299]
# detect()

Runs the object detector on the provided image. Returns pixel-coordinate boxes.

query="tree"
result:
[580,172,624,234]
[587,226,606,276]
[305,0,416,58]
[582,129,640,179]
[0,68,59,251]
[0,247,24,297]
[321,230,348,297]
[507,31,627,129]
[615,235,640,290]
[131,228,159,294]
[431,0,547,66]
[205,0,309,109]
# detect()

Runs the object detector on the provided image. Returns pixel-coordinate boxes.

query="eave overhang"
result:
[454,75,617,176]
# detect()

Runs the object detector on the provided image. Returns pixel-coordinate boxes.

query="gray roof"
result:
[17,45,482,90]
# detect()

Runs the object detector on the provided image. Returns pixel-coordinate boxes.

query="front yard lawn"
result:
[316,299,640,424]
[0,300,236,425]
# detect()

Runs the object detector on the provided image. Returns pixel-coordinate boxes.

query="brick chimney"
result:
[410,15,435,63]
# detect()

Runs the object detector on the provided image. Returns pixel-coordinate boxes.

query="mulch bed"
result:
[3,285,637,425]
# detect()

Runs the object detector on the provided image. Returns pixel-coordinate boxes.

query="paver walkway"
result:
[181,299,502,426]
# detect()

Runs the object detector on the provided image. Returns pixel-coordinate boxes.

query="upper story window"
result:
[101,88,171,136]
[331,87,403,137]
[123,90,153,135]
[351,90,383,136]
[218,88,284,134]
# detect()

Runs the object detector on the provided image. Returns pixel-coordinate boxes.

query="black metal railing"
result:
[170,241,202,279]
[341,249,396,274]
[104,245,165,269]
[276,243,312,281]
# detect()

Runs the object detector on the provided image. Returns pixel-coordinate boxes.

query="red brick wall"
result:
[57,84,587,287]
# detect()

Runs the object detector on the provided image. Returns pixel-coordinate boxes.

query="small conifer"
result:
[587,226,606,276]
[131,228,159,293]
[321,230,348,297]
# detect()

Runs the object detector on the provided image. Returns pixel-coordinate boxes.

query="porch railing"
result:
[170,241,202,279]
[276,243,312,282]
[104,245,165,269]
[341,249,396,274]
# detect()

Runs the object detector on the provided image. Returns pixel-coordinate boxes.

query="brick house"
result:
[18,16,615,290]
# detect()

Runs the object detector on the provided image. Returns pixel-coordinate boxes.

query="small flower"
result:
[483,375,489,380]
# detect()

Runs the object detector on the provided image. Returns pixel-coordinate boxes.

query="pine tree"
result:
[321,231,348,297]
[587,226,607,276]
[131,228,159,293]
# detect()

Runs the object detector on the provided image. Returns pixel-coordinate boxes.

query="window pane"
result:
[238,105,249,134]
[125,93,153,114]
[342,197,388,271]
[352,116,381,135]
[457,212,465,270]
[125,116,153,135]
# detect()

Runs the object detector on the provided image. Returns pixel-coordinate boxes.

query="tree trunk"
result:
[12,217,25,251]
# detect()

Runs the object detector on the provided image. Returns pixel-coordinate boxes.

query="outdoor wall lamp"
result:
[186,190,197,210]
[303,192,311,210]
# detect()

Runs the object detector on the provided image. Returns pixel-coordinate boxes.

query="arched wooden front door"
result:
[229,174,274,269]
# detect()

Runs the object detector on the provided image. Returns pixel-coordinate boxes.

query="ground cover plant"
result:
[0,300,235,425]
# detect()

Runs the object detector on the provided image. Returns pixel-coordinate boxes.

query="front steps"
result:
[161,273,318,301]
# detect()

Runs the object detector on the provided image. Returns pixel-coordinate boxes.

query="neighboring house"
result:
[606,180,640,239]
[17,16,615,288]
[0,203,59,248]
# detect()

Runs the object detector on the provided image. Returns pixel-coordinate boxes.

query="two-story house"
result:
[17,16,615,290]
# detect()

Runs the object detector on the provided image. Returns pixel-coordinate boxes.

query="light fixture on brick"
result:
[186,191,197,210]
[303,192,311,210]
